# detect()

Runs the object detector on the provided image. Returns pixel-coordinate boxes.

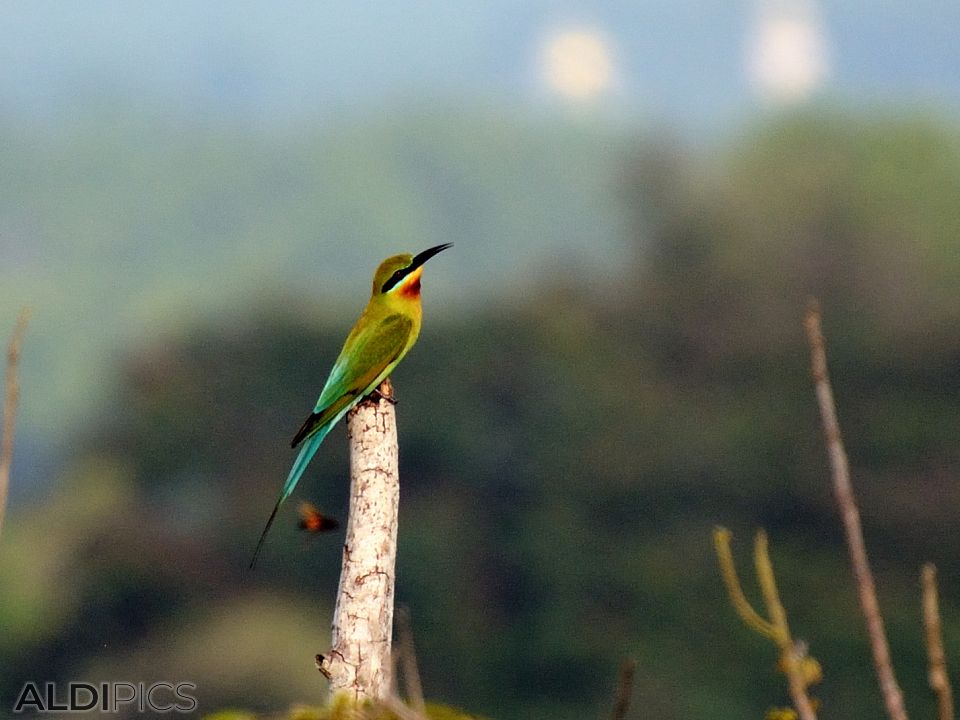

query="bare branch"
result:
[922,563,954,720]
[804,301,909,720]
[0,307,30,537]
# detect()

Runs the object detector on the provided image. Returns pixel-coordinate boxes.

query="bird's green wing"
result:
[290,313,414,448]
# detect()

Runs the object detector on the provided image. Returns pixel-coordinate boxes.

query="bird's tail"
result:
[249,423,335,569]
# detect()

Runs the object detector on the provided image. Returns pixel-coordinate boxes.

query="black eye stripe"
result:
[381,268,409,293]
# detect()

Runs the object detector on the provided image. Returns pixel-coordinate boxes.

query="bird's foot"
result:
[368,387,398,405]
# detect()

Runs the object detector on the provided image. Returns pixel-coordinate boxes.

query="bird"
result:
[250,243,452,567]
[297,501,339,534]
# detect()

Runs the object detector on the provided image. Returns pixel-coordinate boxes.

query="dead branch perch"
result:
[319,378,400,702]
[804,302,909,720]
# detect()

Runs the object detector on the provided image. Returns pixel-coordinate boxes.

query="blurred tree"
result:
[4,108,960,720]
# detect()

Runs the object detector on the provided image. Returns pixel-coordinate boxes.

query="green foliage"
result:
[0,108,623,441]
[5,106,960,718]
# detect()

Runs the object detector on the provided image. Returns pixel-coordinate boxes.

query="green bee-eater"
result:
[250,243,452,567]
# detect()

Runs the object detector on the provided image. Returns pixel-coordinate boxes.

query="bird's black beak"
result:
[409,243,453,271]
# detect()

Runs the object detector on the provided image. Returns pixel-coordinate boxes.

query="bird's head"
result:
[372,243,452,298]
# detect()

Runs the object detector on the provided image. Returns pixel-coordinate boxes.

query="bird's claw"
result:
[369,387,398,405]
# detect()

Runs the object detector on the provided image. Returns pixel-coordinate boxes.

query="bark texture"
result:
[319,378,399,702]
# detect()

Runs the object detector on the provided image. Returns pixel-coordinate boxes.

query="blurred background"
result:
[3,1,960,718]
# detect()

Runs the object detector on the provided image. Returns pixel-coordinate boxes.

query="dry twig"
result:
[922,563,954,720]
[804,301,908,720]
[0,308,30,537]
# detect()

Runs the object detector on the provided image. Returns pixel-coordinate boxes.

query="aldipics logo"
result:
[12,682,198,714]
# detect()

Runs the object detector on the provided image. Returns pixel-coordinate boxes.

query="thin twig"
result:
[754,531,819,720]
[395,605,426,714]
[0,307,30,537]
[804,301,909,720]
[714,527,778,640]
[609,657,637,720]
[922,563,954,720]
[713,527,819,720]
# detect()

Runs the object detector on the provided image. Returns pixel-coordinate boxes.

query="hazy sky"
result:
[2,1,959,130]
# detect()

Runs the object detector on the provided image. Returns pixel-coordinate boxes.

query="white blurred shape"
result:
[540,29,615,102]
[747,0,830,103]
